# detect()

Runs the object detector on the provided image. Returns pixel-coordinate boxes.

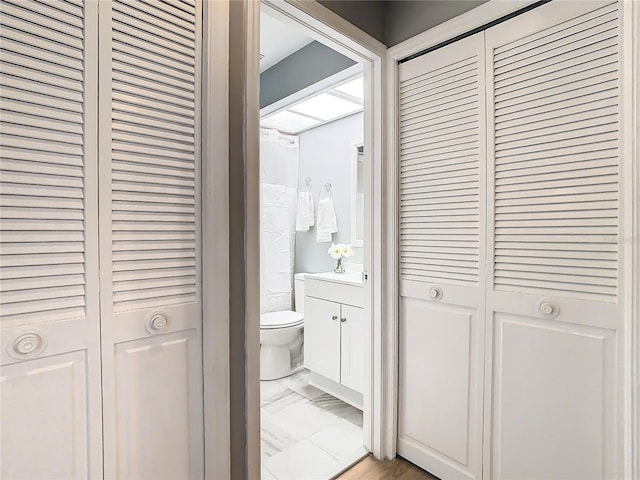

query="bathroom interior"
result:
[259,6,369,480]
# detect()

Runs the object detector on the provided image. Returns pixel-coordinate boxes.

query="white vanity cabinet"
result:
[303,272,364,409]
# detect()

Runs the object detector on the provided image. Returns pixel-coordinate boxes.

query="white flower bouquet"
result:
[328,243,353,273]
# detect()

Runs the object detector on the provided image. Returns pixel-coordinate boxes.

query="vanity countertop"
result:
[304,271,363,287]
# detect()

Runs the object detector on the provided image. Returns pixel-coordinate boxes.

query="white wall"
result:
[295,112,363,273]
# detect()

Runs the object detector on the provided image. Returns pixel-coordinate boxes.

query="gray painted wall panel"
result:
[260,41,356,108]
[318,0,387,44]
[385,0,489,46]
[317,1,488,47]
[295,112,364,274]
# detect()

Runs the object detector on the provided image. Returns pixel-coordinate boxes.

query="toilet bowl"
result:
[260,273,306,381]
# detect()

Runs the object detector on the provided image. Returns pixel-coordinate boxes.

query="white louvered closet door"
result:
[98,1,204,478]
[397,33,486,480]
[0,1,103,478]
[484,1,623,478]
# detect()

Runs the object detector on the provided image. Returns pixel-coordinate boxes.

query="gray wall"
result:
[385,0,489,46]
[260,41,356,108]
[318,0,386,44]
[295,112,364,274]
[317,0,488,47]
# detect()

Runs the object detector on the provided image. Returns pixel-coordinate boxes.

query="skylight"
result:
[260,75,364,134]
[261,110,322,132]
[334,77,364,101]
[290,93,361,121]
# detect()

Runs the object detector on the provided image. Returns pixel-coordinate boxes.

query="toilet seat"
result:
[260,310,303,329]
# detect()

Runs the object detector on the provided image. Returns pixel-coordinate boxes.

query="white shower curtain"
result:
[260,129,299,313]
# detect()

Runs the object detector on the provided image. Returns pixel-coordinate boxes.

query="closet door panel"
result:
[399,297,478,469]
[114,330,201,479]
[1,351,92,480]
[0,1,102,477]
[99,1,203,477]
[484,1,622,478]
[397,33,486,480]
[490,313,615,480]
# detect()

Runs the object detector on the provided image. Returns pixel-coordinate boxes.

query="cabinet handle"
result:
[332,315,338,321]
[340,317,347,323]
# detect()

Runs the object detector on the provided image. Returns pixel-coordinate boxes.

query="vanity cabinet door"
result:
[304,297,341,383]
[340,305,364,393]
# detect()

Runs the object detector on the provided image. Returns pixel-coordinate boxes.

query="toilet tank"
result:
[294,273,306,314]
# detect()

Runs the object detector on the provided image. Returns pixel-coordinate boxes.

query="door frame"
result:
[260,0,388,463]
[202,2,231,479]
[249,0,392,472]
[386,0,640,476]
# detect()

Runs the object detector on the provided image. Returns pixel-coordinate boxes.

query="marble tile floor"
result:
[261,369,367,480]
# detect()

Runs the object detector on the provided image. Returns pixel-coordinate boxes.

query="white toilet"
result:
[260,273,306,381]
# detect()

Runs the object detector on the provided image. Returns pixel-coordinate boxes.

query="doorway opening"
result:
[256,2,385,478]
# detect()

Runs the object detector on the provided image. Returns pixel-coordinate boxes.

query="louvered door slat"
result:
[0,0,90,326]
[0,76,84,108]
[399,34,484,286]
[491,4,619,302]
[36,0,84,19]
[120,0,193,30]
[0,1,83,39]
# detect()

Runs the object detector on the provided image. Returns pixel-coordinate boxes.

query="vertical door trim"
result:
[202,1,231,479]
[622,0,640,477]
[261,0,388,461]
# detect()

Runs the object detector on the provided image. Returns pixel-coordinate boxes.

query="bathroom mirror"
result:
[350,141,364,247]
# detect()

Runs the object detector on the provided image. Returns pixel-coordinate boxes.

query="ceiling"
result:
[260,8,314,73]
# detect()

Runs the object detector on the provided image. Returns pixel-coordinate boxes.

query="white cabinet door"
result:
[0,1,103,478]
[340,304,364,393]
[484,2,623,478]
[397,32,486,480]
[98,1,204,478]
[305,296,341,383]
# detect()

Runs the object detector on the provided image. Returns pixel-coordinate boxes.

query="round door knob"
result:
[340,317,347,323]
[146,312,169,334]
[536,299,559,319]
[9,331,46,359]
[332,315,338,321]
[428,287,442,301]
[539,303,554,315]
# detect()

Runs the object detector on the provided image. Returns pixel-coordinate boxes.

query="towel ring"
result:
[320,182,332,198]
[304,176,312,191]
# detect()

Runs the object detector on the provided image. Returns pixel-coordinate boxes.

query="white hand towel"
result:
[295,191,315,231]
[316,197,338,243]
[306,192,315,227]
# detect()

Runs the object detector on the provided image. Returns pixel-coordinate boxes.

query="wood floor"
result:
[336,455,439,480]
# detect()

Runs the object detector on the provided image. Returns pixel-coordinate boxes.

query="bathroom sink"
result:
[304,271,363,286]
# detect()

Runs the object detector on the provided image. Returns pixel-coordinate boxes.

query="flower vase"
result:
[334,256,345,273]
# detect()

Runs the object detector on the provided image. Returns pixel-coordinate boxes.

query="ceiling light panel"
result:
[289,93,362,121]
[334,77,364,100]
[261,110,321,133]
